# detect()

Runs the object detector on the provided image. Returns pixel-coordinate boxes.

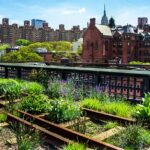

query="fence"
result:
[0,63,150,102]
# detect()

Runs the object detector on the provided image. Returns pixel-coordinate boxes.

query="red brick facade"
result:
[82,18,112,63]
[82,18,150,64]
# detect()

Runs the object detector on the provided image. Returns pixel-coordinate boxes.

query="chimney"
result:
[90,18,96,28]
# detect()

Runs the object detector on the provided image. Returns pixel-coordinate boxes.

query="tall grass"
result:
[20,81,44,94]
[82,98,136,118]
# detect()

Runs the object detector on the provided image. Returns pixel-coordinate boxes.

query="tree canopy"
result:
[0,44,10,51]
[109,17,115,28]
[1,49,43,62]
[16,39,32,46]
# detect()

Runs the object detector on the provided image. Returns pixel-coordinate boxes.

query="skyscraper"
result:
[138,17,148,29]
[31,19,46,29]
[101,5,108,26]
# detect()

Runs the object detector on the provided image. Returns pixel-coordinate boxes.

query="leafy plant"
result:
[11,123,40,150]
[0,113,7,122]
[21,81,45,95]
[62,143,86,150]
[47,79,61,99]
[136,93,150,123]
[18,94,51,114]
[48,98,82,123]
[105,124,150,150]
[0,79,22,99]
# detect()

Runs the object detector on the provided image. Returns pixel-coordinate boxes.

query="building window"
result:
[91,42,94,50]
[95,41,98,50]
[86,41,89,50]
[105,41,109,51]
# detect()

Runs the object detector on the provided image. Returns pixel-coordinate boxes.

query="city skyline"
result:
[0,0,150,29]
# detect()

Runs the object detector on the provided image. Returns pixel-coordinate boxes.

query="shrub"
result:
[21,81,44,95]
[136,93,150,123]
[0,79,22,100]
[47,79,61,99]
[48,99,82,123]
[105,125,150,150]
[18,94,51,114]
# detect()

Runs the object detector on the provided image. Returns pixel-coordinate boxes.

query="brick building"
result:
[82,18,112,63]
[82,18,150,64]
[0,18,83,46]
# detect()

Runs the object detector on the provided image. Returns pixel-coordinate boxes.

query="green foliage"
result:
[47,79,60,99]
[105,125,150,150]
[47,79,84,101]
[129,61,150,65]
[16,39,31,46]
[1,49,43,63]
[29,69,49,88]
[0,113,7,122]
[0,78,22,100]
[62,143,86,150]
[103,121,118,130]
[18,94,51,114]
[48,99,82,123]
[100,101,135,118]
[0,44,10,51]
[81,98,101,110]
[109,17,115,28]
[82,98,135,118]
[21,81,45,94]
[12,123,39,150]
[52,41,72,51]
[136,93,150,123]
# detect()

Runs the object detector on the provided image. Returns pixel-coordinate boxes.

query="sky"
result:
[0,0,150,29]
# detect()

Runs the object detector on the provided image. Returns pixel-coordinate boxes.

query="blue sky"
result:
[0,0,150,29]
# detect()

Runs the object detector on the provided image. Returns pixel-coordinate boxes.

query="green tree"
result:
[1,50,43,62]
[16,39,32,46]
[109,17,115,28]
[0,44,10,51]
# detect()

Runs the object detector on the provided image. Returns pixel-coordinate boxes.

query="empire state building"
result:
[101,5,108,25]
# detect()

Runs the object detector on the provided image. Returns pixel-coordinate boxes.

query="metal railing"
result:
[0,63,150,102]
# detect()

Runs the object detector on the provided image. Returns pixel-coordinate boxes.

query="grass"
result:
[62,143,86,150]
[103,121,118,130]
[20,81,45,94]
[105,124,150,150]
[82,98,136,118]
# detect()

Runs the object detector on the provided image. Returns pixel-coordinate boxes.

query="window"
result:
[86,41,89,50]
[95,41,98,50]
[105,41,109,51]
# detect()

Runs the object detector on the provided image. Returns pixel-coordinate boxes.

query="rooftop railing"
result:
[0,63,150,102]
